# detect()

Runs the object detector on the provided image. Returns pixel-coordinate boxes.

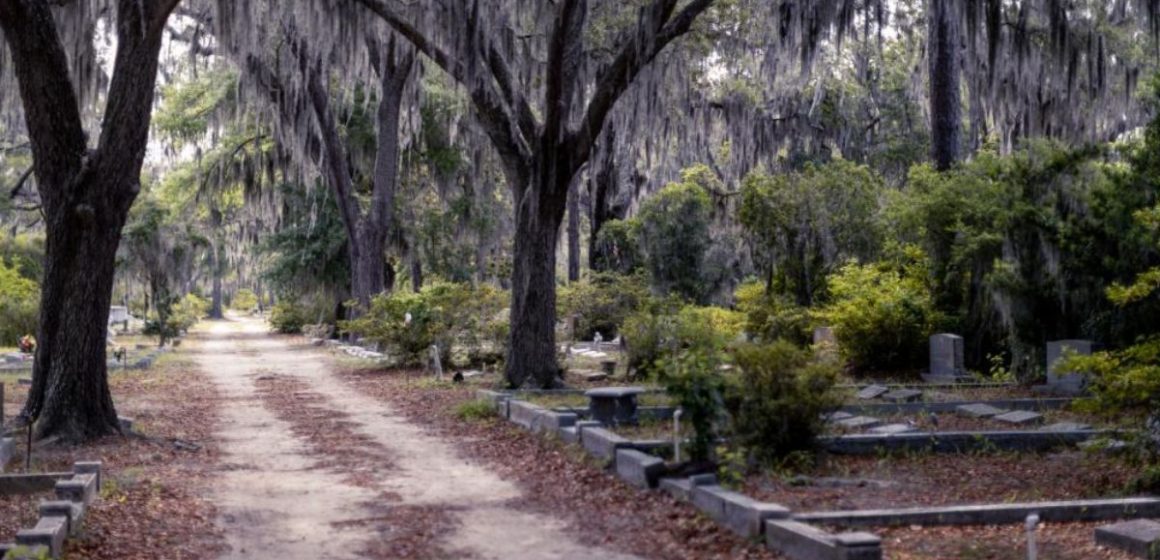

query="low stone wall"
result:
[820,429,1107,454]
[0,461,102,560]
[796,497,1160,528]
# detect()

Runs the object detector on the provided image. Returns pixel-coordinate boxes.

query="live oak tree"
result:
[345,0,717,388]
[0,0,182,441]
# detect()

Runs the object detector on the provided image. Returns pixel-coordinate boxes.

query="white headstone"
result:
[813,327,836,345]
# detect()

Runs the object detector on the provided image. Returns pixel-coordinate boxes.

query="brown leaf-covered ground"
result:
[0,349,225,559]
[339,366,781,560]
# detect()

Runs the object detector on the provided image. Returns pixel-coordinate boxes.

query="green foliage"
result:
[739,160,883,306]
[727,341,842,465]
[342,282,508,367]
[455,399,498,421]
[1064,336,1160,418]
[0,260,39,346]
[636,169,714,303]
[657,348,726,462]
[734,280,812,345]
[814,255,941,373]
[557,272,648,340]
[269,301,310,334]
[168,293,209,333]
[621,300,741,378]
[591,219,642,274]
[1127,465,1160,495]
[231,289,259,311]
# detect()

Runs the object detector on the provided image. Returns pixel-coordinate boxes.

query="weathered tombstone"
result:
[430,345,444,381]
[812,327,836,346]
[925,333,966,382]
[856,384,889,400]
[1046,340,1097,395]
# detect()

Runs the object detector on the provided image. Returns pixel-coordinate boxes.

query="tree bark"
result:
[566,175,581,282]
[929,0,962,171]
[1,0,181,441]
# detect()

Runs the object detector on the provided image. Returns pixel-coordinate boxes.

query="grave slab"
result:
[824,411,855,422]
[955,403,1008,418]
[1095,519,1160,559]
[836,416,882,430]
[856,385,889,400]
[1040,421,1092,432]
[993,410,1045,426]
[881,389,923,403]
[868,423,917,435]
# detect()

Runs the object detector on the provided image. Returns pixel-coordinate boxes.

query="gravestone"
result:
[836,416,882,430]
[993,410,1044,426]
[856,385,889,400]
[924,333,966,382]
[869,423,917,435]
[881,389,923,403]
[1039,421,1092,432]
[955,403,1007,418]
[1046,340,1098,395]
[812,327,836,346]
[1094,519,1160,559]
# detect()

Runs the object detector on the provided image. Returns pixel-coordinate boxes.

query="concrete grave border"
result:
[0,461,102,560]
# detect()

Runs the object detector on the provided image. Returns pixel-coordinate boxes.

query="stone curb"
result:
[820,429,1108,454]
[795,497,1160,527]
[838,398,1072,416]
[766,520,882,560]
[3,461,102,560]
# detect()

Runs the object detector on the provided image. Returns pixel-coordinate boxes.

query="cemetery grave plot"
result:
[739,451,1137,511]
[1,346,224,559]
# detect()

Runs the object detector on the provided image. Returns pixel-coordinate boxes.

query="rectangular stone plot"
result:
[869,423,917,435]
[835,416,882,430]
[856,385,889,400]
[1095,519,1160,559]
[993,410,1045,426]
[955,403,1008,418]
[881,389,923,403]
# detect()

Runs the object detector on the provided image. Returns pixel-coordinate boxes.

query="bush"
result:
[592,219,642,274]
[169,293,209,333]
[622,300,741,379]
[269,301,309,334]
[727,341,842,465]
[814,257,942,373]
[557,272,648,341]
[1063,336,1160,420]
[231,288,258,311]
[0,261,38,347]
[657,348,726,462]
[636,168,715,303]
[734,281,812,345]
[342,282,507,367]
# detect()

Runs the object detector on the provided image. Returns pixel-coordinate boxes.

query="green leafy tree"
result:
[636,169,714,303]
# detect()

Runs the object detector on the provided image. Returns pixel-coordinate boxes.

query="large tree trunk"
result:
[929,0,962,171]
[505,159,571,388]
[2,0,178,442]
[23,204,126,439]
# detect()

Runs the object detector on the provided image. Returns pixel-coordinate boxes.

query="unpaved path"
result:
[199,318,636,560]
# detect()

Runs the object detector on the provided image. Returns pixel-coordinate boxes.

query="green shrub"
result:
[814,256,942,373]
[1063,336,1160,419]
[636,168,715,303]
[231,288,259,311]
[557,272,648,340]
[727,341,842,465]
[592,219,642,274]
[342,282,507,367]
[622,300,738,378]
[657,348,726,462]
[169,293,209,333]
[455,399,498,421]
[734,280,812,345]
[0,261,38,346]
[269,301,309,334]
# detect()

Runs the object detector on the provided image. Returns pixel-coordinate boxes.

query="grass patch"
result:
[454,399,497,421]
